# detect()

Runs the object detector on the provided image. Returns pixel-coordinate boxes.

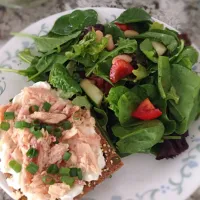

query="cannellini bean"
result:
[112,54,132,64]
[105,34,115,51]
[124,30,139,38]
[95,30,104,42]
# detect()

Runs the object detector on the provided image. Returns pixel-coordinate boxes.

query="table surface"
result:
[0,0,200,199]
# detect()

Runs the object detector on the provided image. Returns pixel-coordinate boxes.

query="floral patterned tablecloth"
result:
[0,0,199,199]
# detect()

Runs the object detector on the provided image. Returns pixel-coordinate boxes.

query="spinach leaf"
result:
[140,38,157,63]
[18,48,35,64]
[49,63,82,98]
[112,120,164,153]
[149,22,164,30]
[169,64,200,134]
[104,23,125,43]
[13,31,81,53]
[140,84,158,100]
[174,46,199,69]
[85,38,137,76]
[170,39,184,62]
[157,56,179,103]
[134,31,178,53]
[93,107,108,127]
[118,91,141,126]
[51,9,98,35]
[72,96,91,109]
[157,56,171,99]
[107,86,129,117]
[154,98,176,135]
[132,64,149,82]
[29,54,68,80]
[115,8,151,23]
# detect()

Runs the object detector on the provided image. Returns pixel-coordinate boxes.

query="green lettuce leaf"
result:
[133,64,149,82]
[107,86,129,117]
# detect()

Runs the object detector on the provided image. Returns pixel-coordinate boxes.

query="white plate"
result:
[0,7,200,200]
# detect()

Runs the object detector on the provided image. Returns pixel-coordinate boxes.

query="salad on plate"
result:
[0,7,200,200]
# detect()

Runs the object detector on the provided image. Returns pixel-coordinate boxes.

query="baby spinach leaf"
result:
[170,40,184,62]
[29,54,68,80]
[51,9,98,35]
[13,31,81,53]
[93,107,108,127]
[157,56,171,99]
[115,8,151,23]
[107,86,129,117]
[132,64,149,82]
[118,91,141,126]
[149,22,164,30]
[18,48,35,64]
[72,96,92,109]
[104,23,125,43]
[174,46,199,69]
[49,63,82,97]
[154,98,176,135]
[140,39,158,63]
[149,29,179,42]
[134,31,178,53]
[112,120,164,153]
[157,56,179,103]
[169,64,200,134]
[85,38,137,76]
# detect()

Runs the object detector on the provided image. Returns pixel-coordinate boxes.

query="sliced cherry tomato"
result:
[110,59,134,83]
[132,98,162,120]
[114,22,129,31]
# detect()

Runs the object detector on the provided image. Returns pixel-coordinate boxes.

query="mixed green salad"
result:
[1,7,200,160]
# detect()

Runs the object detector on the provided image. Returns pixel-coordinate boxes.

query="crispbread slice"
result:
[75,128,123,200]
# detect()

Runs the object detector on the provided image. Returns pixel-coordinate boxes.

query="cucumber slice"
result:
[80,79,103,107]
[152,41,167,56]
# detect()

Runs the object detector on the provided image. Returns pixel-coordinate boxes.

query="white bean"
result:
[124,30,139,38]
[105,34,115,51]
[95,30,104,42]
[112,54,132,64]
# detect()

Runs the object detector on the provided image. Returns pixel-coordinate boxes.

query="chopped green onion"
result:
[42,102,51,112]
[45,125,53,133]
[4,112,15,120]
[29,105,39,114]
[70,168,77,177]
[42,175,55,185]
[0,122,10,131]
[15,121,31,129]
[63,152,71,161]
[30,126,43,139]
[9,98,13,103]
[59,167,70,176]
[77,168,83,180]
[53,128,62,138]
[47,164,59,174]
[9,160,22,173]
[26,162,39,174]
[61,121,72,130]
[26,148,39,158]
[61,176,75,187]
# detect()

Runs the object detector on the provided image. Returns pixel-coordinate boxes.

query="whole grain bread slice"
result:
[75,127,123,199]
